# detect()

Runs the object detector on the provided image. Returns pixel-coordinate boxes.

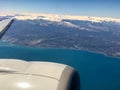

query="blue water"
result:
[0,41,120,90]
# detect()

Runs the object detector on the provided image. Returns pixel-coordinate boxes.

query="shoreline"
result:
[0,41,119,60]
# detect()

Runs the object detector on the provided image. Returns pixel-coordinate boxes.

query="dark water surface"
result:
[0,41,120,90]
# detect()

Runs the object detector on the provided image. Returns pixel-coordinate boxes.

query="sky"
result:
[0,0,120,18]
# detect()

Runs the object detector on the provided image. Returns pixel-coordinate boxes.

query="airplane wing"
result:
[0,18,14,38]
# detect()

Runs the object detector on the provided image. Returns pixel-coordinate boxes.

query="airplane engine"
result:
[0,59,80,90]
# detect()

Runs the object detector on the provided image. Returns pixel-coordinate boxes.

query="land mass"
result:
[1,13,120,58]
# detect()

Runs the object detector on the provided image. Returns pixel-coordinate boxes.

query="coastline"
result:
[0,40,119,60]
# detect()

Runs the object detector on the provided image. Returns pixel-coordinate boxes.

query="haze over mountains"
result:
[0,12,120,22]
[1,13,120,58]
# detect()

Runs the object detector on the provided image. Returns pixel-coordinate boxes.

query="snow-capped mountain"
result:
[1,12,120,58]
[1,12,120,32]
[0,12,120,23]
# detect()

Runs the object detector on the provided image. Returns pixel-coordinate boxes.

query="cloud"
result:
[0,12,120,23]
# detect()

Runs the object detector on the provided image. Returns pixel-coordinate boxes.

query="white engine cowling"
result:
[0,59,80,90]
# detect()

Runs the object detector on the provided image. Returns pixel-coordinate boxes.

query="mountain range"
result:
[0,13,120,58]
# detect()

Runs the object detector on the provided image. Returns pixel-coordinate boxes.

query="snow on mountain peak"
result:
[0,12,120,23]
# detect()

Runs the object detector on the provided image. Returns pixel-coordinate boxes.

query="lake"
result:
[0,41,120,90]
